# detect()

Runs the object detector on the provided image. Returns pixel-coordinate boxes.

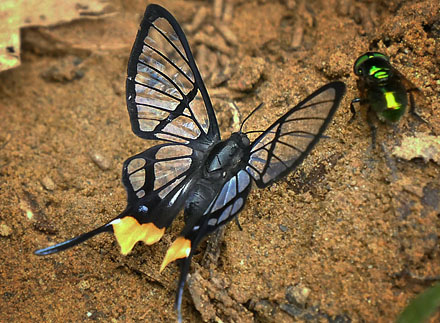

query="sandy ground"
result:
[1,0,439,322]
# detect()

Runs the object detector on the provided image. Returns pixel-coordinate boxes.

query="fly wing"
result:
[126,4,220,146]
[246,82,346,188]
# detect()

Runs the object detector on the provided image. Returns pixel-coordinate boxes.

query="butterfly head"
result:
[231,132,251,149]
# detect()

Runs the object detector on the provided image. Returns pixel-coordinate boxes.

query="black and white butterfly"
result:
[35,4,346,322]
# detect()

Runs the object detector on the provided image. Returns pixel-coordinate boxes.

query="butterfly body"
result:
[204,133,250,175]
[35,4,346,322]
[182,133,252,232]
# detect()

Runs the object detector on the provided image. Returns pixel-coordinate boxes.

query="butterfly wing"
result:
[35,5,220,257]
[246,81,346,188]
[161,170,253,322]
[35,143,201,256]
[126,4,220,146]
[113,143,203,255]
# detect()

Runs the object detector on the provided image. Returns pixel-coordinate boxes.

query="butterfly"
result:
[35,4,346,322]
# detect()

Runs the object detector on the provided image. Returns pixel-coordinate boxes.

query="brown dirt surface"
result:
[1,0,439,322]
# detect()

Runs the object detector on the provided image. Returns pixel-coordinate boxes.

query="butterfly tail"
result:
[159,222,208,321]
[175,252,194,323]
[34,223,113,256]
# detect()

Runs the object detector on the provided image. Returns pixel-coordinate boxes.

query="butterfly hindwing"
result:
[164,170,253,322]
[107,142,204,256]
[246,82,346,188]
[202,170,253,233]
[126,4,220,146]
[183,169,253,239]
[122,143,200,227]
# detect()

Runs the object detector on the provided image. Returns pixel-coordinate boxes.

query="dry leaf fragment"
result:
[392,133,440,164]
[0,0,109,72]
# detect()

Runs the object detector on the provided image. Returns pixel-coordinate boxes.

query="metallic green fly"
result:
[350,52,424,147]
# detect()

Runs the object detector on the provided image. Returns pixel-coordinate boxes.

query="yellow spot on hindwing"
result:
[112,217,165,255]
[384,92,401,110]
[160,237,191,272]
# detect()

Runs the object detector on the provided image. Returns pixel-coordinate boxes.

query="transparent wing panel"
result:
[247,83,345,187]
[126,7,219,144]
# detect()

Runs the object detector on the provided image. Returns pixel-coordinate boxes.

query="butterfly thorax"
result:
[204,132,251,179]
[182,133,251,225]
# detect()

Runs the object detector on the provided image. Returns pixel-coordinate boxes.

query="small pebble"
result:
[41,176,56,191]
[78,280,90,290]
[279,224,288,232]
[227,56,265,92]
[286,283,311,307]
[90,151,111,170]
[291,24,304,49]
[40,56,85,83]
[0,223,13,237]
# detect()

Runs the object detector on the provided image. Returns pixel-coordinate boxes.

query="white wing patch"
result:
[127,158,146,174]
[189,98,210,135]
[217,198,243,224]
[158,176,185,199]
[237,170,250,193]
[129,169,146,191]
[136,190,146,198]
[154,158,192,190]
[156,145,193,159]
[162,116,201,139]
[203,170,251,227]
[211,176,236,213]
[138,119,161,132]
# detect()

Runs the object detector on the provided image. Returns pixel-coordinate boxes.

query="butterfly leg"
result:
[234,216,243,231]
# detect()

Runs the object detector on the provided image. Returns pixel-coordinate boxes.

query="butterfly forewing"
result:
[246,82,345,187]
[126,4,220,145]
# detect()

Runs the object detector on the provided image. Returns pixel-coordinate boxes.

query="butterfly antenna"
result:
[239,102,264,133]
[34,223,112,256]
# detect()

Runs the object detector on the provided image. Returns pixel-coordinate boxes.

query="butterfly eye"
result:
[241,136,250,146]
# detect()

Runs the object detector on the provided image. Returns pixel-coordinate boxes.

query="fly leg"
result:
[380,143,398,182]
[349,98,362,123]
[349,98,369,123]
[366,106,377,149]
[408,89,427,123]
